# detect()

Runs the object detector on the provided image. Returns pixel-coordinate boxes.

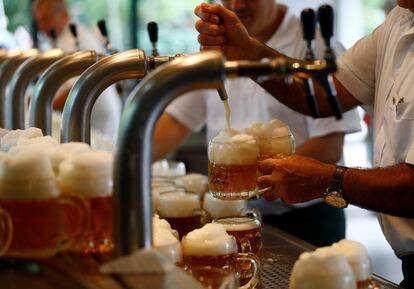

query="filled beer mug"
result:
[153,216,182,264]
[0,149,87,258]
[156,189,204,239]
[243,120,295,160]
[182,223,260,288]
[175,173,209,198]
[208,128,259,200]
[152,159,186,178]
[213,216,262,258]
[58,150,114,254]
[186,265,239,289]
[0,206,12,256]
[203,192,248,220]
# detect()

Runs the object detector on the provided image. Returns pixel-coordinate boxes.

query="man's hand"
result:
[257,155,336,203]
[194,3,259,60]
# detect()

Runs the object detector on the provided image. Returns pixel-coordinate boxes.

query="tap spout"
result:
[61,49,147,144]
[114,51,225,256]
[29,50,100,135]
[8,49,65,130]
[0,49,39,128]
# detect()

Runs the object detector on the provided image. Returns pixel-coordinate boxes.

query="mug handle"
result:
[0,207,12,256]
[233,252,260,289]
[239,207,262,222]
[58,195,90,252]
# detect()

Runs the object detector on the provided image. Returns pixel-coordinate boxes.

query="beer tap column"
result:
[29,50,100,135]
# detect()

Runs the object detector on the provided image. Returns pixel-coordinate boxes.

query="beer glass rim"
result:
[213,215,260,225]
[158,188,199,197]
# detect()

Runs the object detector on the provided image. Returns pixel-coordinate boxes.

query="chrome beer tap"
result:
[300,8,320,118]
[28,50,101,135]
[0,49,39,128]
[69,23,80,51]
[7,48,65,129]
[97,19,118,55]
[317,4,342,119]
[113,50,338,256]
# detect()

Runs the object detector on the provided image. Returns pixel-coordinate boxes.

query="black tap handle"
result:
[147,22,158,43]
[323,75,342,120]
[301,9,316,44]
[302,78,320,118]
[318,5,334,48]
[50,28,57,41]
[97,19,108,37]
[69,23,78,38]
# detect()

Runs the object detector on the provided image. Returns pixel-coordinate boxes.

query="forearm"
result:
[343,164,414,218]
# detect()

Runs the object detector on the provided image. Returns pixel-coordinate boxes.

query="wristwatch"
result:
[324,166,349,208]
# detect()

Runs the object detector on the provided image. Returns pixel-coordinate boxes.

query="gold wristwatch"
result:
[324,166,349,208]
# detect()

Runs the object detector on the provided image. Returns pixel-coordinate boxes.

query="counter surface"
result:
[0,225,402,289]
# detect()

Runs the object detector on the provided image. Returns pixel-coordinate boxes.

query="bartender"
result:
[153,0,361,247]
[195,2,414,287]
[32,0,121,141]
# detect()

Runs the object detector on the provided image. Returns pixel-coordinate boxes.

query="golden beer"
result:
[186,265,238,289]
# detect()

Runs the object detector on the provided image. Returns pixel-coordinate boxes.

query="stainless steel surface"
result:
[0,49,39,128]
[7,49,65,129]
[61,49,147,144]
[29,50,100,135]
[114,51,225,256]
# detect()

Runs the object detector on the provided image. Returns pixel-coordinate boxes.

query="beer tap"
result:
[97,19,117,55]
[50,28,58,49]
[69,23,80,51]
[300,8,320,118]
[0,49,39,128]
[29,50,101,135]
[147,21,159,57]
[113,50,338,255]
[7,48,65,129]
[317,4,342,119]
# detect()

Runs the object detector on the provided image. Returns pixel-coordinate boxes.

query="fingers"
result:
[194,5,220,24]
[198,34,227,46]
[195,3,240,25]
[195,20,225,36]
[258,158,284,175]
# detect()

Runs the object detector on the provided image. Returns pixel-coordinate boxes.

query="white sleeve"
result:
[164,90,207,132]
[306,108,362,139]
[335,24,383,107]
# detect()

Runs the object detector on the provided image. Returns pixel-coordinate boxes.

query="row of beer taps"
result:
[0,6,341,260]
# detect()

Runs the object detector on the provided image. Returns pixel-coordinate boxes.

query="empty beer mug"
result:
[182,223,260,288]
[157,189,205,239]
[208,128,259,200]
[0,206,12,256]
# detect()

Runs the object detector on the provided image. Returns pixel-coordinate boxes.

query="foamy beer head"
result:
[175,173,208,197]
[332,240,373,284]
[1,127,43,152]
[0,149,58,199]
[157,190,201,218]
[58,150,113,197]
[208,128,259,200]
[152,159,186,178]
[182,223,237,257]
[50,142,91,174]
[153,216,182,264]
[152,184,179,214]
[203,192,248,219]
[290,250,356,289]
[244,119,294,159]
[0,128,9,138]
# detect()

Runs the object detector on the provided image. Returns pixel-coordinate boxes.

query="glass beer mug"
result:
[0,206,12,256]
[208,129,259,200]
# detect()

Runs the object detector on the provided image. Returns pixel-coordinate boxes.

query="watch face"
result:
[325,192,347,208]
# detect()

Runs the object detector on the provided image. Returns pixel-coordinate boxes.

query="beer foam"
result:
[244,119,291,138]
[290,251,356,289]
[332,239,372,281]
[214,216,261,231]
[182,223,237,256]
[58,151,113,197]
[1,127,43,152]
[203,192,247,219]
[208,128,259,165]
[152,159,186,178]
[175,174,208,197]
[0,128,9,138]
[50,142,91,174]
[157,190,200,218]
[0,149,59,200]
[152,185,179,214]
[153,228,182,264]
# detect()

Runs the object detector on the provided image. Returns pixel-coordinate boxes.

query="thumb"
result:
[199,3,240,25]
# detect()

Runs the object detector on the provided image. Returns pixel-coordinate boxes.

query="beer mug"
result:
[152,159,186,178]
[182,223,260,288]
[153,215,182,264]
[175,173,209,198]
[186,266,239,289]
[156,189,205,239]
[213,216,262,258]
[208,129,259,200]
[243,120,295,160]
[0,206,12,256]
[58,151,114,254]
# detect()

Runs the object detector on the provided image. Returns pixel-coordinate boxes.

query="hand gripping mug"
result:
[208,128,259,200]
[182,223,260,288]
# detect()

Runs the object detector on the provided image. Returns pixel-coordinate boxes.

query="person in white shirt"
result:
[154,0,361,247]
[32,0,121,141]
[194,1,414,286]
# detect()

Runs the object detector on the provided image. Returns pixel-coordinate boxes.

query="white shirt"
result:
[336,6,414,256]
[39,22,121,141]
[166,9,361,215]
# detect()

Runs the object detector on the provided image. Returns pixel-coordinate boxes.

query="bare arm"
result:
[295,132,344,164]
[152,113,191,161]
[257,156,414,218]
